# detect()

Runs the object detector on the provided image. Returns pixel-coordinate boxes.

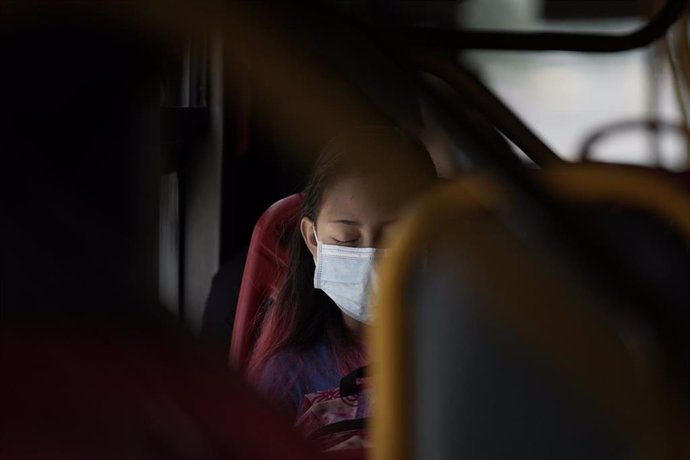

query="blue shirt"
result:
[258,341,358,419]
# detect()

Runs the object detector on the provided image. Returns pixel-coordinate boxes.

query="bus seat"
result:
[373,165,690,460]
[229,194,303,371]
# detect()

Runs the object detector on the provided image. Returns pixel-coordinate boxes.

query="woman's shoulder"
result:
[257,341,341,417]
[260,342,332,381]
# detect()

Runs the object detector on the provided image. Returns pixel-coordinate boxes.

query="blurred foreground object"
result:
[0,3,315,458]
[0,332,316,459]
[373,164,690,460]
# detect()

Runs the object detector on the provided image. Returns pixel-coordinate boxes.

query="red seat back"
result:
[229,194,303,371]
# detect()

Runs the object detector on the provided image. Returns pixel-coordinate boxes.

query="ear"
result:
[300,217,318,259]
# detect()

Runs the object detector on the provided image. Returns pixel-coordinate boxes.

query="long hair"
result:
[247,126,437,381]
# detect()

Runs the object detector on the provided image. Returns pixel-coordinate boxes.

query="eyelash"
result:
[334,238,358,244]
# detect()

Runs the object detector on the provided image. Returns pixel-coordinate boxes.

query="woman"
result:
[247,126,438,417]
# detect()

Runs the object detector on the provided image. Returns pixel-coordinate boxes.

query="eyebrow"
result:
[330,219,360,226]
[328,218,398,227]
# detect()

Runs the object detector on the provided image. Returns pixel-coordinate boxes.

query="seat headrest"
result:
[229,194,303,371]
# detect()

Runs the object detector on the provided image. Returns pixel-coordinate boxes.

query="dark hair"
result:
[247,126,437,381]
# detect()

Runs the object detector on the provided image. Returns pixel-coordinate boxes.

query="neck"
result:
[341,312,367,339]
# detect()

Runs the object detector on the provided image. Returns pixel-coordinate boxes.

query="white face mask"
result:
[312,228,382,324]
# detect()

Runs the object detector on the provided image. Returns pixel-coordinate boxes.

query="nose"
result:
[362,227,387,249]
[359,234,378,248]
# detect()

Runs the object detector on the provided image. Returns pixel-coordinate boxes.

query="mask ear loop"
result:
[312,225,320,266]
[312,225,320,245]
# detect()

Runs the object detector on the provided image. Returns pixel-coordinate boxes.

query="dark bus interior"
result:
[2,1,689,459]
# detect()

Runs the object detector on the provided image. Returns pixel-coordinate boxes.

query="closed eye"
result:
[333,238,358,244]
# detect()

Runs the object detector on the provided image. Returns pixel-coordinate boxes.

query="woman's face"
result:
[300,174,414,255]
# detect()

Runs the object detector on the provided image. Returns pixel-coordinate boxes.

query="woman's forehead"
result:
[318,175,414,223]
